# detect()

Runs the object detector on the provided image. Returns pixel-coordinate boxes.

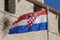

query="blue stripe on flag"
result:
[9,22,48,34]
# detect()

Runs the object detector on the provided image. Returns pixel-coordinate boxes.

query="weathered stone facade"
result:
[0,0,60,40]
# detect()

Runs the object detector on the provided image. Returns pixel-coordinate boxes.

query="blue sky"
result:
[44,0,60,11]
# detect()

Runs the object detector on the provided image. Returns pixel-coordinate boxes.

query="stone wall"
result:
[0,0,4,40]
[0,0,60,40]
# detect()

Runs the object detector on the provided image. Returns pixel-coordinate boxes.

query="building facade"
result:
[0,0,60,40]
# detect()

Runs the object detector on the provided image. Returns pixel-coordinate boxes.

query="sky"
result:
[44,0,60,11]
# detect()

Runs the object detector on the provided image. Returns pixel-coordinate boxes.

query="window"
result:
[18,0,21,3]
[5,0,15,14]
[34,4,42,12]
[5,0,9,12]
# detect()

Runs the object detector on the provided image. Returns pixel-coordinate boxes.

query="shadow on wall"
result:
[58,15,60,34]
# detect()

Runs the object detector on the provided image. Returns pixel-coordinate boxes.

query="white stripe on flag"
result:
[13,15,47,26]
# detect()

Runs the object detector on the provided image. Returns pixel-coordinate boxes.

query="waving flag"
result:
[9,9,48,34]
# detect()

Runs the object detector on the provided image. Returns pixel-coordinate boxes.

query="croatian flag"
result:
[9,9,48,34]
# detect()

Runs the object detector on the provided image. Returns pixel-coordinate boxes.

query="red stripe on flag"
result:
[13,9,47,25]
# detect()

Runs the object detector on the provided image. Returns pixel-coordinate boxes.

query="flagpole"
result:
[42,0,49,40]
[47,7,49,40]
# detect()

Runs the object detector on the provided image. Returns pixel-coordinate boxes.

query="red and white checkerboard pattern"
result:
[27,16,36,26]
